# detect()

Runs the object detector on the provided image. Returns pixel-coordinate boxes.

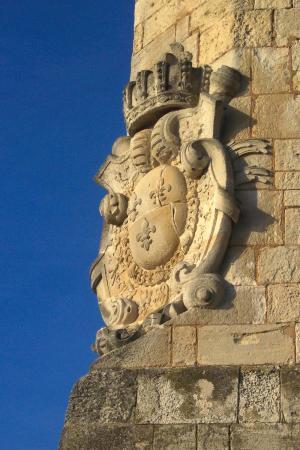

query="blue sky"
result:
[0,1,134,448]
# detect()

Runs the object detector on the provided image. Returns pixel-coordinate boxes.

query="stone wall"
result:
[60,1,300,448]
[130,0,300,354]
[61,364,300,449]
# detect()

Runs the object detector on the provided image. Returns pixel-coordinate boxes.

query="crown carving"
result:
[123,43,209,136]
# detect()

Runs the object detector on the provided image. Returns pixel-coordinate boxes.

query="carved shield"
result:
[128,165,187,270]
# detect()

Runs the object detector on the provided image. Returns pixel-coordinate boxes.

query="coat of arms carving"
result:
[90,43,272,354]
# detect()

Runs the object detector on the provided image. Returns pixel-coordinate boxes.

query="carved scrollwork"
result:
[90,42,273,354]
[100,298,139,330]
[99,192,128,226]
[171,261,224,309]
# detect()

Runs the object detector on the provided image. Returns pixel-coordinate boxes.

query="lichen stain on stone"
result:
[164,368,235,410]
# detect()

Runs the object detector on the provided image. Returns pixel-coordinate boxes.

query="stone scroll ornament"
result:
[90,43,272,355]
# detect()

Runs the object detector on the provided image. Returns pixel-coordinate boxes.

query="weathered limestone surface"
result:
[94,328,171,369]
[231,423,300,450]
[135,367,238,424]
[268,284,300,322]
[197,324,295,366]
[281,367,300,423]
[222,247,256,285]
[252,47,290,94]
[275,140,300,171]
[284,190,300,206]
[172,326,197,366]
[275,172,300,190]
[285,209,300,245]
[255,0,292,7]
[275,8,300,46]
[292,40,300,90]
[296,323,300,363]
[153,425,196,450]
[275,171,300,189]
[197,425,230,450]
[258,246,300,284]
[64,370,137,424]
[60,425,153,450]
[231,190,283,246]
[239,367,280,422]
[253,95,300,139]
[60,365,300,448]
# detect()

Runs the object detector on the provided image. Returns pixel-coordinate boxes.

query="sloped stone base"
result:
[60,362,300,449]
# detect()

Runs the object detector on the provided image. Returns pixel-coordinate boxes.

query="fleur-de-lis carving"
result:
[128,193,142,222]
[136,219,156,251]
[149,176,171,206]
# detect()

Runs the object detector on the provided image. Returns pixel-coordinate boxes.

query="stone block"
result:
[200,10,271,65]
[295,0,300,6]
[239,367,280,422]
[252,47,290,94]
[234,10,272,47]
[281,367,300,423]
[255,0,292,7]
[231,424,300,450]
[275,171,300,189]
[135,0,202,28]
[296,323,300,362]
[169,285,266,326]
[142,0,195,46]
[275,8,300,46]
[182,31,199,66]
[172,326,197,366]
[60,424,153,450]
[200,14,236,65]
[94,328,171,369]
[197,324,295,365]
[175,15,190,43]
[284,190,300,206]
[200,8,272,64]
[222,247,256,286]
[253,94,300,139]
[230,190,283,246]
[222,96,251,142]
[197,425,230,450]
[257,246,300,283]
[135,367,238,424]
[64,370,137,424]
[133,23,143,54]
[153,425,196,450]
[268,284,300,322]
[134,0,169,26]
[130,26,176,79]
[292,40,300,91]
[285,208,300,245]
[275,139,300,171]
[190,0,233,33]
[143,7,173,46]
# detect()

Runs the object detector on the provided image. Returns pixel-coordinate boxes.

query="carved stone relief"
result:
[90,43,273,354]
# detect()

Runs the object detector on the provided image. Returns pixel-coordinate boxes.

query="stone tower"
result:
[60,1,300,449]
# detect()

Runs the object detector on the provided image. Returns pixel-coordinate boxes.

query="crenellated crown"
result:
[123,43,210,136]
